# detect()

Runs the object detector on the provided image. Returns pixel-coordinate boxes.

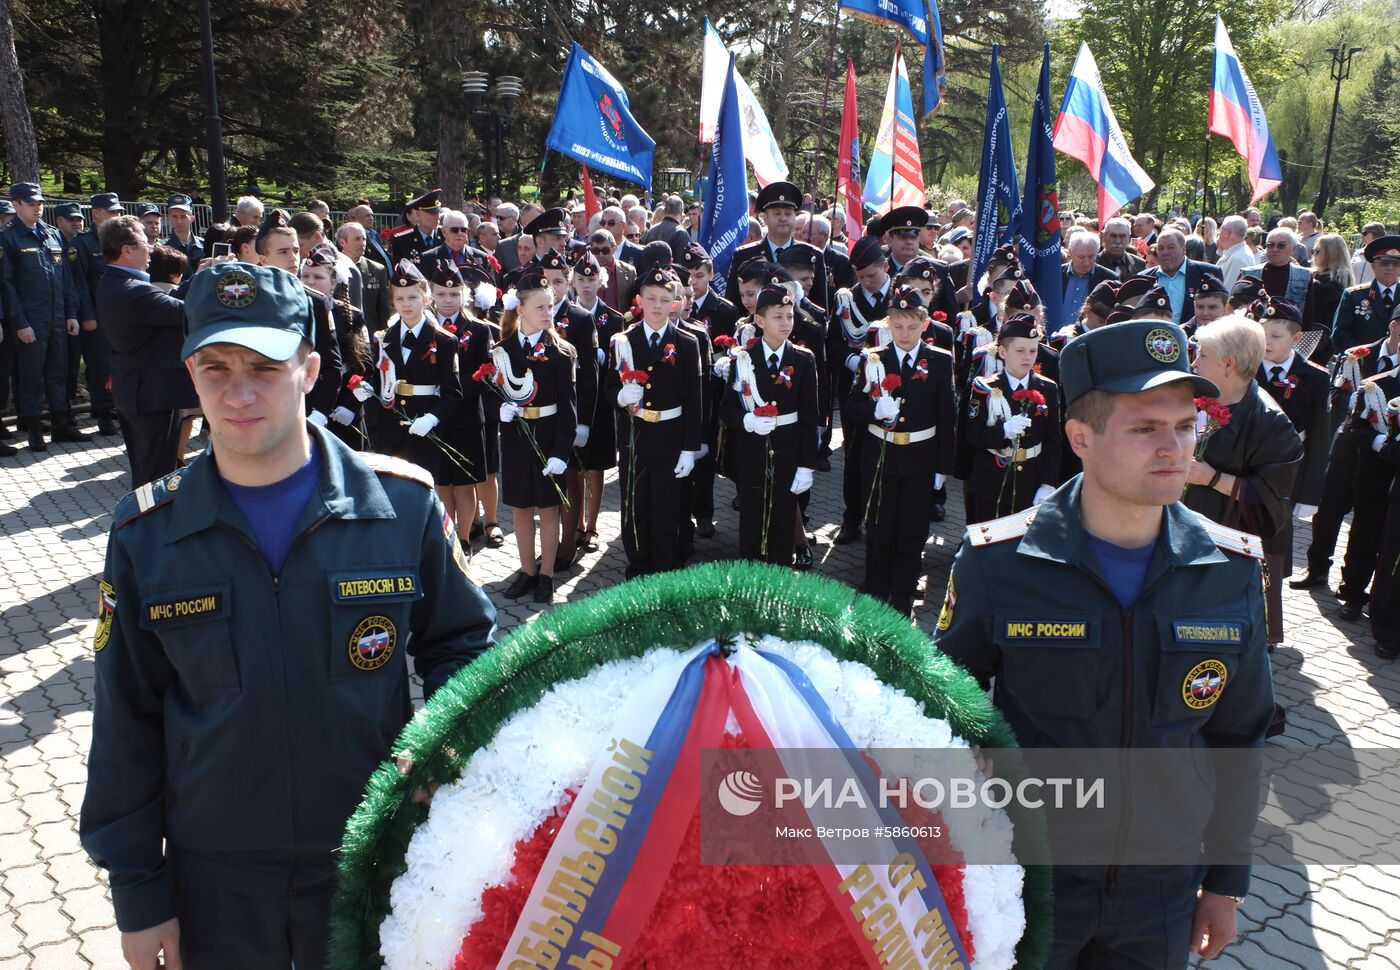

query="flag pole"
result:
[813,0,843,199]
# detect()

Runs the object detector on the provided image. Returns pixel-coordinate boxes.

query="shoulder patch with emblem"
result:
[94,581,116,652]
[113,472,181,529]
[1182,659,1228,709]
[967,507,1038,547]
[1191,513,1264,560]
[358,451,434,489]
[936,576,956,632]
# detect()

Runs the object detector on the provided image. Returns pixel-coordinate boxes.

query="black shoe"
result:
[929,503,946,523]
[484,523,505,547]
[96,410,120,436]
[0,422,15,441]
[1265,703,1287,739]
[833,522,861,545]
[815,454,831,472]
[533,574,554,604]
[1288,571,1328,590]
[0,440,17,457]
[504,570,536,599]
[50,421,89,444]
[696,518,715,539]
[1338,601,1364,622]
[25,419,46,453]
[1377,641,1400,661]
[794,545,813,570]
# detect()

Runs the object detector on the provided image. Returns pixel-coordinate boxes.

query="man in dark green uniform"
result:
[0,182,86,451]
[81,261,497,970]
[935,319,1274,968]
[1331,234,1400,351]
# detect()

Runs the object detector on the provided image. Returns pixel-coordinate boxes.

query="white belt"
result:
[771,412,799,427]
[991,443,1043,461]
[520,404,559,420]
[868,424,936,445]
[395,382,440,396]
[633,405,683,423]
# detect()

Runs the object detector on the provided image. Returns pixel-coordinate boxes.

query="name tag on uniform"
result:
[330,569,420,602]
[1003,620,1089,639]
[18,247,37,254]
[1172,621,1243,644]
[142,590,226,626]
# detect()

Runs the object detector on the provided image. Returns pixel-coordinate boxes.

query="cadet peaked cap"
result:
[756,181,801,210]
[182,262,313,361]
[1059,319,1217,405]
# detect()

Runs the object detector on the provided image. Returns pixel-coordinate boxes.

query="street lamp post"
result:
[1315,42,1362,218]
[462,72,523,200]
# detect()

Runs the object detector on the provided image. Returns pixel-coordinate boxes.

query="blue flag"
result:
[923,1,947,118]
[839,0,942,119]
[545,43,656,189]
[698,54,749,297]
[1016,44,1063,328]
[971,45,1021,308]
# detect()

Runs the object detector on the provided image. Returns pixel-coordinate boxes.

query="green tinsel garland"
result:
[328,561,1052,970]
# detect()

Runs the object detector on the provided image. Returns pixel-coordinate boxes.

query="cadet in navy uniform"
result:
[936,319,1273,969]
[847,285,954,617]
[720,282,818,566]
[1331,234,1400,352]
[962,314,1062,523]
[670,275,715,562]
[1253,297,1329,517]
[1291,307,1399,590]
[80,260,495,970]
[494,269,578,605]
[683,244,740,536]
[570,252,626,550]
[603,264,703,578]
[539,248,598,570]
[726,181,830,312]
[831,236,894,544]
[359,261,462,487]
[0,182,86,451]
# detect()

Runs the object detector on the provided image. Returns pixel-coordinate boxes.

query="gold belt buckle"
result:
[1014,447,1028,462]
[639,408,660,423]
[891,430,910,445]
[521,406,539,419]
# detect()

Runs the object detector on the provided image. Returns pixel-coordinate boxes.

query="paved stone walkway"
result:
[1,424,1397,968]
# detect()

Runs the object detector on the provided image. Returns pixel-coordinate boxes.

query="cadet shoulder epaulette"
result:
[1347,283,1371,294]
[1191,514,1265,560]
[925,343,953,360]
[971,375,996,395]
[359,451,434,489]
[113,470,183,529]
[967,507,1038,547]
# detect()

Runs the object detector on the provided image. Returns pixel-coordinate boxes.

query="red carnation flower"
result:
[621,368,649,384]
[1013,388,1046,407]
[442,322,457,335]
[471,363,497,382]
[347,374,364,390]
[714,334,737,349]
[1194,396,1213,411]
[754,403,779,418]
[1207,403,1232,426]
[881,374,903,393]
[1355,347,1372,358]
[932,310,948,322]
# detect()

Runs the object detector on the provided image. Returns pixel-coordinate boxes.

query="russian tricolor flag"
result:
[1052,42,1154,226]
[1209,16,1281,204]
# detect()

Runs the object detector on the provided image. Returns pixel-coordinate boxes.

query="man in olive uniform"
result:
[936,319,1273,968]
[81,260,496,970]
[1331,235,1400,351]
[0,183,87,451]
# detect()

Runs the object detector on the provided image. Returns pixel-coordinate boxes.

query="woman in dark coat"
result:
[1186,314,1303,647]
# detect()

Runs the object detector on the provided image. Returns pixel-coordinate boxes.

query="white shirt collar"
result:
[552,298,566,316]
[760,340,788,361]
[643,321,669,342]
[520,329,543,349]
[400,319,424,340]
[862,276,891,302]
[578,297,601,316]
[1266,352,1296,376]
[1005,371,1029,391]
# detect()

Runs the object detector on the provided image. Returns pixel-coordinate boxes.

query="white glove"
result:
[934,473,946,490]
[846,354,862,373]
[673,451,696,478]
[697,443,710,459]
[409,413,439,437]
[1373,433,1388,453]
[874,395,900,422]
[574,425,591,447]
[308,409,328,427]
[1294,504,1318,519]
[351,382,374,403]
[712,356,732,379]
[790,467,813,494]
[1003,414,1032,438]
[542,457,568,476]
[330,406,356,426]
[596,348,606,366]
[958,312,976,334]
[1033,484,1055,505]
[743,413,777,435]
[499,402,519,423]
[617,383,644,407]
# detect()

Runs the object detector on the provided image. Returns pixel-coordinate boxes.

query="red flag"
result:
[580,163,601,220]
[835,59,864,252]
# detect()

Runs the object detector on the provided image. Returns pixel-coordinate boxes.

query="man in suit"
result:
[1135,228,1216,323]
[810,211,855,291]
[417,209,497,283]
[94,215,190,485]
[388,189,445,267]
[1331,235,1400,352]
[588,228,636,312]
[1060,230,1116,328]
[337,222,391,332]
[1096,216,1146,279]
[1244,227,1316,322]
[598,204,646,267]
[1213,215,1254,287]
[641,195,692,261]
[289,211,364,311]
[726,181,830,312]
[346,203,392,269]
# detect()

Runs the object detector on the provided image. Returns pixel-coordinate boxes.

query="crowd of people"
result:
[6,179,1399,650]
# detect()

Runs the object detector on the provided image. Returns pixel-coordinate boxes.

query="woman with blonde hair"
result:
[1308,232,1354,360]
